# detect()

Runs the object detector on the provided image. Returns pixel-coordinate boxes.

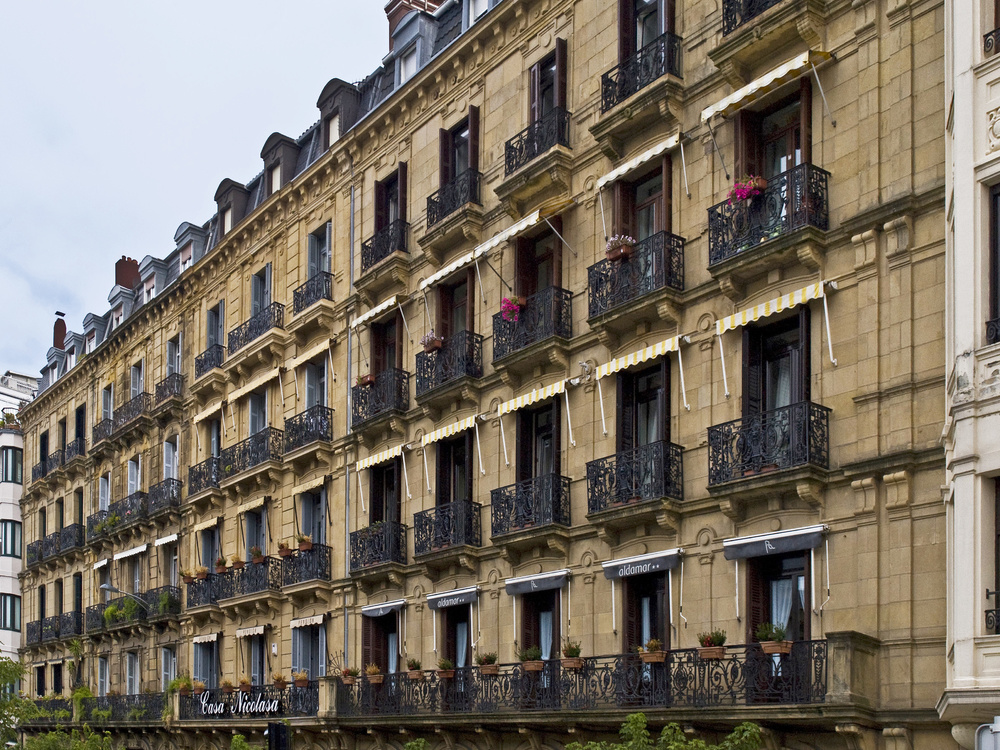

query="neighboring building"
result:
[18,0,951,747]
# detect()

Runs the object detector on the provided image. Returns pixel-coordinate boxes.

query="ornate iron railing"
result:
[361,219,409,272]
[293,272,334,314]
[338,643,826,717]
[228,302,285,354]
[284,405,334,452]
[195,344,226,378]
[708,401,830,486]
[85,603,106,633]
[144,585,182,618]
[186,575,221,608]
[83,693,166,723]
[25,698,73,724]
[60,523,84,553]
[987,28,1000,56]
[351,368,410,429]
[148,478,182,516]
[988,607,1000,634]
[25,620,40,645]
[350,521,407,571]
[60,610,83,637]
[708,164,829,266]
[492,287,572,361]
[188,457,221,495]
[107,491,148,531]
[114,393,152,432]
[179,683,319,720]
[45,449,64,475]
[86,511,108,541]
[588,232,684,318]
[988,317,1000,345]
[41,615,60,641]
[282,543,333,586]
[26,540,41,566]
[93,418,113,445]
[600,32,682,112]
[31,461,46,483]
[505,107,571,176]
[155,373,184,403]
[100,594,148,629]
[416,331,483,396]
[586,441,684,513]
[215,557,283,600]
[220,428,283,479]
[427,170,483,226]
[65,436,86,462]
[42,531,60,559]
[722,0,785,34]
[414,500,482,555]
[491,474,571,537]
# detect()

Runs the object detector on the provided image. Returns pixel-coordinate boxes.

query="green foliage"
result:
[25,726,113,750]
[753,622,786,642]
[102,604,119,626]
[68,638,85,660]
[71,685,93,718]
[565,713,762,750]
[120,596,140,621]
[231,733,264,750]
[90,707,112,723]
[0,657,33,743]
[126,706,146,721]
[158,590,178,614]
[519,645,542,661]
[403,740,429,750]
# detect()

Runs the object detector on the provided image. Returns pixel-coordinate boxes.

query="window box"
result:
[697,646,726,660]
[760,640,793,655]
[522,660,544,672]
[561,657,584,670]
[639,650,666,664]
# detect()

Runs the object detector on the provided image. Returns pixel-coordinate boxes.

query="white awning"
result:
[193,401,224,425]
[192,633,218,644]
[192,516,221,533]
[154,533,178,547]
[93,559,108,570]
[701,50,833,121]
[596,336,681,379]
[351,295,402,329]
[238,496,266,513]
[596,134,679,190]
[113,544,147,561]
[291,476,327,496]
[236,625,266,638]
[497,380,566,416]
[421,415,477,446]
[227,367,281,403]
[286,338,335,370]
[357,444,403,472]
[505,569,570,595]
[290,615,325,629]
[419,245,492,292]
[716,282,825,335]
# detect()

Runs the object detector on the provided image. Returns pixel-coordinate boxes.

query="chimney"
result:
[53,313,66,351]
[385,0,441,47]
[115,255,140,290]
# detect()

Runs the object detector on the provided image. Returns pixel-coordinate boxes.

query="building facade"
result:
[19,0,951,747]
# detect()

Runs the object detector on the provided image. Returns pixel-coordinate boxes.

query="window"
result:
[742,309,810,417]
[35,666,45,698]
[143,277,155,303]
[179,243,193,273]
[126,651,139,695]
[617,0,674,59]
[251,264,272,316]
[437,434,472,506]
[268,164,281,195]
[734,81,812,181]
[38,585,46,620]
[166,335,182,376]
[58,419,67,450]
[200,527,220,570]
[0,522,20,558]
[53,579,63,615]
[521,590,559,660]
[300,489,326,546]
[990,185,1000,342]
[128,557,142,595]
[529,40,567,123]
[325,113,340,148]
[164,543,178,587]
[101,384,113,421]
[371,316,402,375]
[247,635,266,686]
[515,221,562,298]
[438,108,479,188]
[444,604,471,668]
[163,436,178,480]
[38,508,46,539]
[75,404,86,446]
[97,567,109,603]
[97,657,108,697]
[516,401,560,483]
[375,164,407,232]
[613,159,672,242]
[304,360,327,408]
[161,647,176,692]
[361,614,397,674]
[206,300,225,349]
[85,333,96,354]
[747,552,810,642]
[127,455,142,495]
[307,223,331,278]
[112,306,123,329]
[0,447,22,483]
[222,207,233,234]
[623,572,669,651]
[369,459,401,525]
[468,0,489,24]
[209,418,222,458]
[438,275,474,340]
[193,640,219,689]
[249,391,268,435]
[66,347,76,370]
[51,663,63,695]
[39,431,49,466]
[245,508,266,560]
[292,624,327,680]
[99,472,110,512]
[617,363,669,453]
[130,361,144,398]
[73,573,82,613]
[0,595,20,630]
[55,498,64,531]
[399,46,417,84]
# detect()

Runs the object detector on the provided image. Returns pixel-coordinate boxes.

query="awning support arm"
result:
[498,413,510,466]
[422,448,432,493]
[357,468,366,513]
[706,118,731,181]
[357,333,369,369]
[563,389,576,447]
[822,289,838,366]
[401,452,412,500]
[598,187,608,241]
[677,336,690,411]
[421,291,432,330]
[679,138,691,198]
[811,63,836,127]
[294,371,300,403]
[543,217,578,258]
[734,559,741,622]
[474,421,485,475]
[278,371,286,409]
[473,259,488,305]
[596,377,608,436]
[482,258,513,293]
[679,558,687,627]
[610,579,616,634]
[717,334,730,398]
[397,300,412,343]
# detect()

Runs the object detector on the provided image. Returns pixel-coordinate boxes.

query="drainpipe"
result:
[344,150,356,666]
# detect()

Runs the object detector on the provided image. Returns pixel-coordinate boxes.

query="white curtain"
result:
[455,622,468,668]
[770,358,792,410]
[640,597,652,646]
[388,632,398,674]
[771,579,794,629]
[539,611,553,660]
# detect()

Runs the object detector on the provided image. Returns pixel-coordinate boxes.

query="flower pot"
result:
[760,640,793,655]
[478,664,499,676]
[273,680,287,690]
[698,646,726,660]
[367,675,383,685]
[196,571,207,580]
[252,555,265,564]
[215,565,227,574]
[340,676,356,686]
[278,548,293,557]
[298,541,313,552]
[182,575,194,584]
[178,686,191,697]
[407,670,424,681]
[239,683,251,693]
[357,374,375,387]
[752,176,768,191]
[222,685,234,694]
[561,657,584,670]
[294,678,310,688]
[231,560,245,570]
[522,660,544,672]
[606,244,634,262]
[193,686,205,695]
[639,651,666,664]
[423,339,443,353]
[437,669,455,680]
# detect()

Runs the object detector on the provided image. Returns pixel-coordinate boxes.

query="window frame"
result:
[0,447,22,484]
[0,521,21,558]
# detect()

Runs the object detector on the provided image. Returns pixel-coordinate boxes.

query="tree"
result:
[0,657,35,744]
[23,726,112,750]
[566,713,762,750]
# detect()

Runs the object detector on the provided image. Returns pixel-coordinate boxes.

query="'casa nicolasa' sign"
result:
[193,690,282,717]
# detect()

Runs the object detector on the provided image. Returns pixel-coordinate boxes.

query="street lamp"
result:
[99,584,151,611]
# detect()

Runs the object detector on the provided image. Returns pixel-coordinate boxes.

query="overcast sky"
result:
[0,1,387,378]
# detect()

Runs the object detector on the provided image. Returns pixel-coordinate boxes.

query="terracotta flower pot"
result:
[522,660,544,672]
[357,374,375,387]
[561,657,584,670]
[298,541,313,552]
[639,651,666,664]
[196,571,207,580]
[367,674,383,685]
[760,640,793,655]
[752,176,768,191]
[294,678,309,688]
[215,565,227,574]
[407,670,424,681]
[222,685,234,694]
[423,339,442,353]
[273,680,287,690]
[278,547,293,557]
[178,686,191,697]
[478,664,499,675]
[231,560,245,570]
[182,575,195,584]
[698,646,726,660]
[340,676,356,686]
[252,555,265,564]
[193,686,205,695]
[606,244,634,262]
[437,669,455,680]
[239,683,251,693]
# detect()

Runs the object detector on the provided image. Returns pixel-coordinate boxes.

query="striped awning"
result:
[422,415,477,446]
[596,336,681,379]
[93,559,108,570]
[701,50,833,122]
[357,444,403,471]
[497,380,566,416]
[227,367,280,403]
[154,533,178,547]
[193,400,224,425]
[419,245,492,292]
[238,496,266,513]
[291,475,326,496]
[192,633,218,644]
[113,544,147,561]
[286,338,334,370]
[596,134,679,190]
[351,295,402,329]
[716,282,825,335]
[192,516,221,533]
[290,614,325,628]
[236,625,265,638]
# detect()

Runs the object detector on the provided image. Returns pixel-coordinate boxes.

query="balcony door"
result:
[747,552,810,642]
[623,571,669,652]
[130,361,144,399]
[742,308,810,417]
[515,222,562,299]
[439,275,473,341]
[618,0,674,60]
[370,459,401,525]
[362,613,398,674]
[436,434,472,507]
[734,79,812,179]
[247,634,266,686]
[245,509,265,560]
[308,222,332,278]
[206,301,225,349]
[529,39,566,123]
[75,404,86,444]
[127,456,141,496]
[521,589,559,660]
[300,490,326,545]
[251,265,272,316]
[617,362,669,453]
[375,164,407,233]
[444,604,471,668]
[304,360,327,408]
[248,391,268,435]
[372,316,402,374]
[517,401,560,484]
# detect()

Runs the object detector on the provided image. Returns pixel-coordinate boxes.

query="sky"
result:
[0,1,388,378]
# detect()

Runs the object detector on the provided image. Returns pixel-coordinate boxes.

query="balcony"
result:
[708,401,830,488]
[361,219,409,274]
[491,474,571,557]
[504,107,570,177]
[284,405,334,455]
[220,427,283,484]
[65,436,86,464]
[214,558,284,615]
[414,500,482,572]
[154,373,184,417]
[26,540,41,567]
[60,523,84,554]
[421,172,485,259]
[86,511,107,542]
[293,272,334,315]
[186,574,221,609]
[179,683,318,720]
[987,28,1000,56]
[42,531,59,559]
[988,317,1000,345]
[85,602,105,633]
[114,392,153,435]
[81,693,166,724]
[24,698,72,726]
[195,344,226,379]
[601,33,682,113]
[282,543,333,587]
[350,520,407,573]
[30,461,46,484]
[228,302,286,357]
[497,109,572,217]
[290,273,337,342]
[148,478,182,517]
[107,491,149,534]
[92,418,113,446]
[25,620,40,645]
[45,449,64,476]
[41,614,60,641]
[188,457,221,499]
[351,368,410,431]
[60,610,84,638]
[723,0,783,35]
[427,170,483,227]
[145,585,182,621]
[415,331,483,406]
[492,287,572,376]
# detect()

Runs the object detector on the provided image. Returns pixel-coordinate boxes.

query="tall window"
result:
[613,159,672,241]
[200,527,220,570]
[375,164,407,233]
[734,80,812,180]
[516,401,560,483]
[97,657,108,697]
[370,460,401,525]
[304,360,327,408]
[399,46,417,84]
[208,418,222,458]
[747,553,810,642]
[308,223,331,278]
[623,572,669,651]
[245,509,266,560]
[39,431,48,465]
[0,522,20,558]
[126,652,139,695]
[99,472,111,512]
[130,361,144,399]
[101,385,114,421]
[75,404,86,446]
[35,666,45,698]
[437,434,472,506]
[617,363,669,452]
[617,0,674,60]
[521,590,559,660]
[51,664,63,696]
[206,301,225,349]
[128,557,142,595]
[292,624,327,681]
[438,107,479,188]
[438,275,473,341]
[163,436,178,480]
[161,647,176,692]
[362,614,397,675]
[300,490,326,546]
[743,309,810,417]
[73,573,82,613]
[515,222,562,299]
[372,316,402,375]
[0,595,20,631]
[127,455,142,496]
[193,640,219,689]
[989,185,1000,342]
[468,0,489,24]
[179,243,193,273]
[166,335,182,376]
[529,40,567,123]
[444,605,471,668]
[247,635,267,686]
[164,543,178,587]
[248,391,268,435]
[0,448,21,484]
[251,264,272,316]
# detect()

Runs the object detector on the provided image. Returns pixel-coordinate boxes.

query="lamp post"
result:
[99,583,151,611]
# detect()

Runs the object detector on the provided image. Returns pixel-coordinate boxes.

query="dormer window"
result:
[326,114,340,148]
[222,208,233,234]
[85,333,96,354]
[112,306,123,330]
[399,47,417,85]
[66,348,76,370]
[469,0,488,24]
[143,278,155,303]
[179,243,193,272]
[268,165,281,195]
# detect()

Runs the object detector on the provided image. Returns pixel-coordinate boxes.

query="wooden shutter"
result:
[618,0,636,62]
[795,306,812,403]
[799,77,812,166]
[438,285,453,340]
[515,236,534,298]
[617,372,636,453]
[324,221,332,271]
[370,467,385,524]
[655,573,670,650]
[375,179,388,232]
[361,615,375,670]
[555,38,568,110]
[516,411,533,484]
[662,155,673,235]
[397,162,408,223]
[746,560,768,642]
[613,181,636,241]
[742,327,763,417]
[521,593,539,649]
[445,608,458,664]
[372,322,386,374]
[665,0,676,35]
[549,215,563,289]
[308,233,320,278]
[468,106,480,172]
[660,358,671,444]
[439,128,453,188]
[529,61,541,124]
[551,591,562,656]
[436,441,451,506]
[466,268,476,331]
[389,458,402,523]
[550,396,562,477]
[733,109,763,179]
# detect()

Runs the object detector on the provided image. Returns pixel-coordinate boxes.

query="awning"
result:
[427,587,479,610]
[93,559,108,570]
[596,336,681,379]
[291,476,326,496]
[236,625,265,638]
[113,544,147,561]
[357,444,403,472]
[286,338,335,370]
[192,516,221,533]
[193,401,224,425]
[154,533,178,547]
[602,549,682,580]
[351,295,402,329]
[716,282,825,335]
[419,245,492,292]
[505,569,570,596]
[596,134,679,190]
[238,496,266,513]
[723,524,826,560]
[192,633,218,644]
[497,380,566,416]
[290,615,324,629]
[227,367,281,403]
[421,415,477,446]
[361,599,406,618]
[701,50,833,121]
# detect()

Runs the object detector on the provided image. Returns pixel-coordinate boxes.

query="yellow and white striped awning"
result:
[286,338,334,370]
[227,367,281,403]
[357,444,403,472]
[596,134,679,190]
[291,475,327,497]
[236,625,265,638]
[716,282,825,335]
[701,51,833,122]
[192,633,218,644]
[193,400,224,425]
[419,245,492,292]
[351,295,402,329]
[422,415,477,446]
[192,516,221,533]
[498,380,566,416]
[596,336,682,379]
[238,496,266,513]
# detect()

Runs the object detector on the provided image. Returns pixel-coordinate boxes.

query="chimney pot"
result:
[115,256,141,290]
[53,317,66,350]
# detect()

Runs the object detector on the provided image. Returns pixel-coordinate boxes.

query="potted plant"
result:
[420,330,443,353]
[561,639,583,669]
[727,174,767,205]
[296,533,313,552]
[340,667,360,686]
[638,638,666,664]
[519,645,544,672]
[605,234,636,262]
[697,629,727,660]
[755,623,792,654]
[278,540,293,558]
[192,680,206,695]
[181,569,195,585]
[221,679,235,695]
[238,676,252,693]
[501,296,524,323]
[195,565,209,580]
[406,658,423,681]
[357,374,376,387]
[272,672,287,690]
[293,670,309,688]
[476,652,498,675]
[215,555,227,574]
[250,545,264,563]
[364,663,383,685]
[169,674,193,697]
[230,554,244,570]
[437,658,455,680]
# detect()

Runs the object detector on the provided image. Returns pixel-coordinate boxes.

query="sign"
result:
[427,587,478,610]
[602,550,681,580]
[193,690,282,718]
[504,571,568,596]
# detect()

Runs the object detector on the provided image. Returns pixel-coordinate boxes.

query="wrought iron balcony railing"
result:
[987,28,1000,56]
[25,620,40,645]
[505,107,571,176]
[338,642,827,717]
[179,683,319,720]
[60,610,84,638]
[361,219,409,272]
[708,163,829,267]
[282,543,333,586]
[186,574,221,608]
[108,491,148,531]
[491,474,571,537]
[195,344,226,378]
[988,317,1000,345]
[708,401,831,486]
[148,478,181,516]
[25,698,72,725]
[492,286,572,361]
[188,457,221,495]
[42,531,60,559]
[114,393,152,432]
[228,302,285,355]
[587,231,684,318]
[426,170,483,227]
[86,510,108,541]
[93,418,113,445]
[350,520,407,571]
[45,449,64,475]
[60,523,84,553]
[723,0,784,34]
[30,461,46,484]
[586,441,684,513]
[284,405,334,453]
[41,615,60,641]
[414,500,482,555]
[155,373,184,404]
[351,369,410,429]
[293,272,334,315]
[85,602,106,633]
[600,32,682,112]
[416,331,483,396]
[100,593,149,629]
[220,428,283,480]
[82,693,166,724]
[26,540,41,567]
[65,436,86,462]
[144,585,182,618]
[215,557,283,600]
